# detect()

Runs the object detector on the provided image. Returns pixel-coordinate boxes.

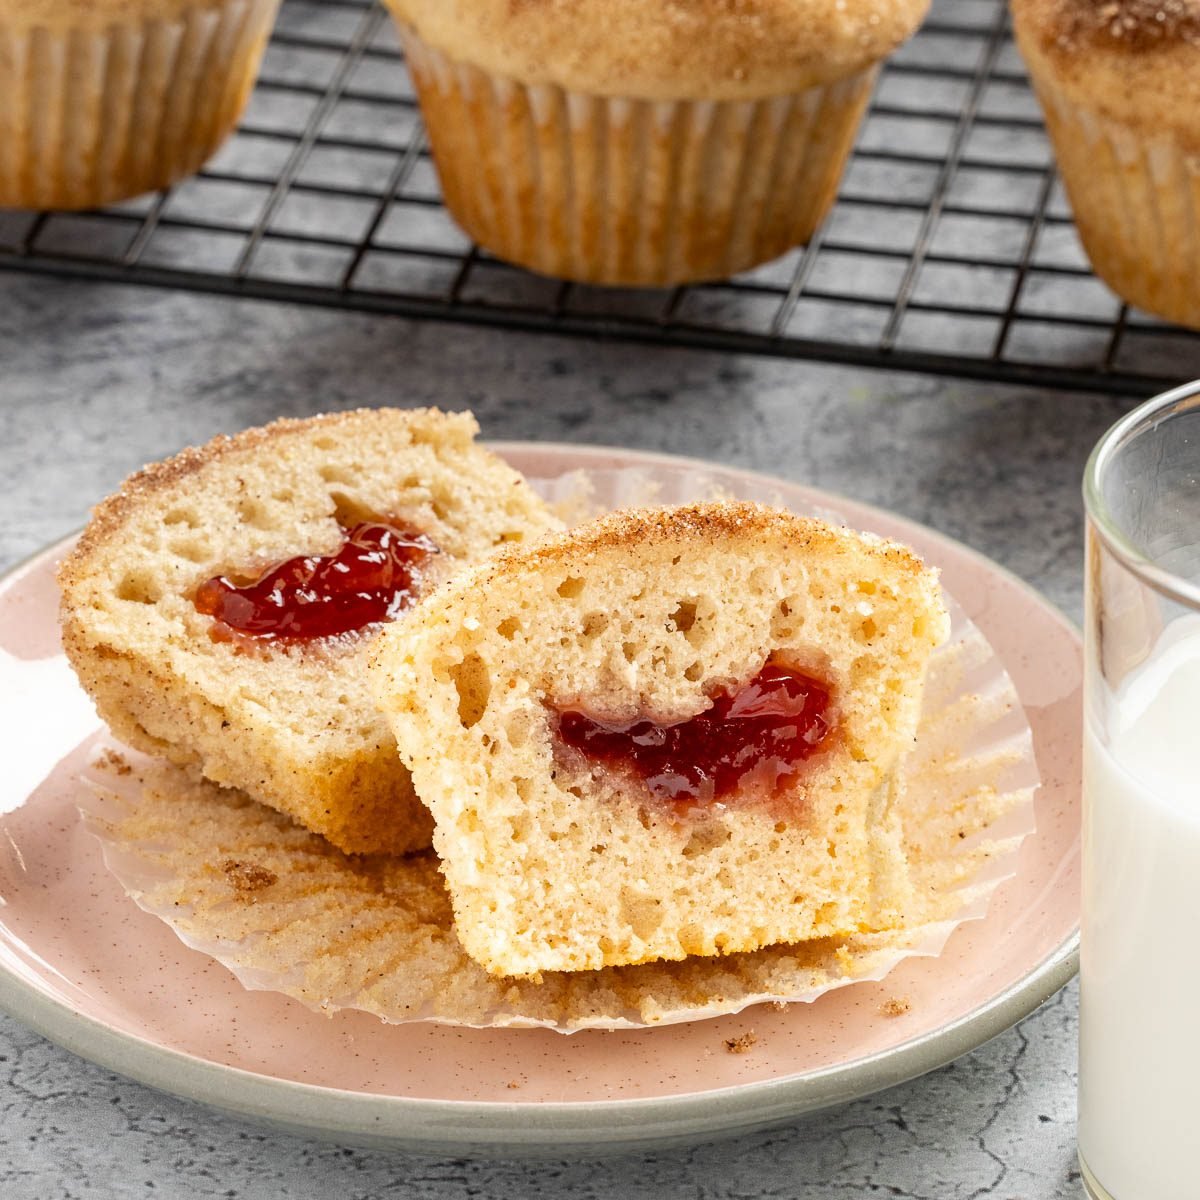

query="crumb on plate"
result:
[725,1031,758,1054]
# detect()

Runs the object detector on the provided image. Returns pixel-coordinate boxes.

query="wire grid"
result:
[1,0,1198,396]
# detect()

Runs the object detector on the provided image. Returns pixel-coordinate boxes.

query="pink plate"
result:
[0,444,1081,1157]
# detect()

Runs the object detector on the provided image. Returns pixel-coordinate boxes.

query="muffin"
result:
[0,0,281,210]
[369,502,948,977]
[58,408,563,856]
[383,0,932,287]
[1011,0,1200,329]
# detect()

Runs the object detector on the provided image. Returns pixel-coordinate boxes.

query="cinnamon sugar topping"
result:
[1052,0,1200,50]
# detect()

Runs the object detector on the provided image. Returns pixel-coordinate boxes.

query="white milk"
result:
[1080,630,1200,1200]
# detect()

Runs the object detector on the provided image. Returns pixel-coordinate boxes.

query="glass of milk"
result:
[1080,379,1200,1200]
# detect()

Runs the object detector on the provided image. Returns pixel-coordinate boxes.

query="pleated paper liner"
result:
[0,0,279,210]
[1028,81,1200,331]
[397,24,875,286]
[77,465,1039,1032]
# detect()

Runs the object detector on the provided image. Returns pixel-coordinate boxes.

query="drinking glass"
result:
[1080,379,1200,1200]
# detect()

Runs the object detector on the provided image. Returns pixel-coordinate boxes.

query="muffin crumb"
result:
[725,1031,758,1054]
[221,859,278,898]
[97,748,133,777]
[880,996,912,1017]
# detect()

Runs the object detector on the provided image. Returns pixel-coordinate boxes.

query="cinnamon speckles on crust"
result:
[384,0,931,100]
[1014,0,1200,58]
[1044,0,1200,50]
[1012,0,1200,153]
[483,501,933,590]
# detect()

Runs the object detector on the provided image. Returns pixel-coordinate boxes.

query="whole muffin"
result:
[1012,0,1200,329]
[384,0,931,287]
[0,0,280,210]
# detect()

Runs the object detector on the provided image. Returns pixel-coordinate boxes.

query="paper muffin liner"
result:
[78,465,1039,1032]
[0,0,279,210]
[1028,79,1200,330]
[394,24,876,286]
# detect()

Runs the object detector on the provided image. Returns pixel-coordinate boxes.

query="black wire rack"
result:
[1,0,1197,396]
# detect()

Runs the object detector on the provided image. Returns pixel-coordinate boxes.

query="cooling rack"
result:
[1,0,1197,396]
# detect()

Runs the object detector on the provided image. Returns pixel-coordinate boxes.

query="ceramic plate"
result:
[0,444,1081,1157]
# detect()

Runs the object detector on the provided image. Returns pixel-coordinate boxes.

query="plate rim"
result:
[0,442,1081,1155]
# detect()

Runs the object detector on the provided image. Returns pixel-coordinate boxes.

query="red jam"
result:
[194,521,438,641]
[556,662,833,805]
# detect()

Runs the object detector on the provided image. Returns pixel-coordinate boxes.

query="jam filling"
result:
[556,662,833,805]
[194,521,438,641]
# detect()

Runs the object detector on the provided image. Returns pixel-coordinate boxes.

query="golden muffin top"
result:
[1012,0,1200,147]
[386,0,932,100]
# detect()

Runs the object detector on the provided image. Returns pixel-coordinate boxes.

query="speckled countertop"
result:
[0,273,1131,1198]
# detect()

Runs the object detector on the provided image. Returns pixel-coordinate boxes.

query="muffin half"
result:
[59,408,562,855]
[370,502,948,976]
